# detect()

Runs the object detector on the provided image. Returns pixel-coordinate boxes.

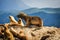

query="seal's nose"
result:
[9,16,12,18]
[9,16,11,18]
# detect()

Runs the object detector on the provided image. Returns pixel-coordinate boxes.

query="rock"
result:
[10,26,60,40]
[0,15,60,40]
[0,25,60,40]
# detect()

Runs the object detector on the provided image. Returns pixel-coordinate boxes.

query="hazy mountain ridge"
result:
[22,8,60,14]
[22,8,60,27]
[0,8,60,27]
[30,12,60,27]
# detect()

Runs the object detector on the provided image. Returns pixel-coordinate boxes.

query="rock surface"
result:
[0,25,60,40]
[21,26,60,40]
[8,26,60,40]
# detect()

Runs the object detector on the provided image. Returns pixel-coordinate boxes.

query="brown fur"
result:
[17,12,43,27]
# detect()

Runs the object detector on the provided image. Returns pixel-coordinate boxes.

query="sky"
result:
[22,0,60,8]
[0,0,60,11]
[0,0,30,11]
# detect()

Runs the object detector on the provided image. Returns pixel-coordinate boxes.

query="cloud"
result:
[22,0,60,8]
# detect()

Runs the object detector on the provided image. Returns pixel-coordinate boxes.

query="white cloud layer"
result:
[22,0,60,8]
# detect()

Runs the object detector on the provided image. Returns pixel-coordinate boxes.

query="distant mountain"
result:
[0,10,20,24]
[21,8,40,14]
[21,8,60,14]
[21,8,60,27]
[0,8,60,27]
[30,12,60,27]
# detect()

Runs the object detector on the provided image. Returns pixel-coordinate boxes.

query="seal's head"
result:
[9,16,14,19]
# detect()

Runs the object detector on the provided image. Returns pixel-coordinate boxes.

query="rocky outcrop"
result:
[0,25,60,40]
[0,16,60,40]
